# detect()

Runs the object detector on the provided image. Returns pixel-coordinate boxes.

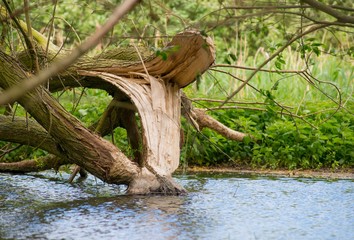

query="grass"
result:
[181,34,354,170]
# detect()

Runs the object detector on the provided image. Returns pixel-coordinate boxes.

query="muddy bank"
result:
[177,166,354,180]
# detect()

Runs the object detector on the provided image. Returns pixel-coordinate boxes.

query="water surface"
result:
[0,171,353,240]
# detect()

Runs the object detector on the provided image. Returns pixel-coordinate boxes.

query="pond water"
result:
[0,171,353,240]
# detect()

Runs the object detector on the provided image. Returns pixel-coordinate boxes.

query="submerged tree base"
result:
[0,30,216,195]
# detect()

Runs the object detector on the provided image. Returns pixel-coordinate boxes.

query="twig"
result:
[23,0,39,72]
[45,0,58,57]
[192,98,294,109]
[2,0,39,72]
[222,5,354,12]
[0,0,141,105]
[219,23,330,108]
[0,144,22,159]
[212,64,307,74]
[205,106,317,129]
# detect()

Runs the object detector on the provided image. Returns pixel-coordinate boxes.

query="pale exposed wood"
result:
[181,93,247,142]
[73,30,216,179]
[0,29,216,194]
[193,108,247,142]
[77,30,216,88]
[81,71,181,177]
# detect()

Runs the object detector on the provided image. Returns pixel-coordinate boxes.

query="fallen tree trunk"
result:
[0,51,140,185]
[0,30,215,195]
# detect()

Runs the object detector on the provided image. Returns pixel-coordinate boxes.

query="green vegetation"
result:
[1,0,353,170]
[183,101,354,169]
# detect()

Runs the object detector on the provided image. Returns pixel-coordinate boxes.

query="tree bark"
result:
[181,93,247,142]
[0,115,61,156]
[0,30,216,195]
[0,51,140,185]
[0,155,68,173]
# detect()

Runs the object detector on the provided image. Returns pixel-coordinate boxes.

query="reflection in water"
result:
[0,171,353,240]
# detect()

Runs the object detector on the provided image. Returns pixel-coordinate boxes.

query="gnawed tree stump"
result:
[0,30,215,195]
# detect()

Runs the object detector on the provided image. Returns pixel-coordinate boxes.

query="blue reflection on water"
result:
[0,171,353,240]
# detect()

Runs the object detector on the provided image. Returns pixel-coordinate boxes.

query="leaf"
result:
[275,55,285,70]
[224,56,231,64]
[155,50,168,61]
[229,53,237,61]
[313,47,321,56]
[243,136,252,145]
[78,109,88,116]
[271,81,280,91]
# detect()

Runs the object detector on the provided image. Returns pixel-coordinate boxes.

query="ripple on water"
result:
[0,171,353,240]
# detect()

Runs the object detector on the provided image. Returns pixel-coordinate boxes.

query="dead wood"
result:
[0,30,216,195]
[0,155,68,173]
[0,115,61,156]
[181,93,247,141]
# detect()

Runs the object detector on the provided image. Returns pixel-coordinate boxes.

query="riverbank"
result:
[177,166,354,180]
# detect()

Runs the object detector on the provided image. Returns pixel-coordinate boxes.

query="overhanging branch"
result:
[301,0,354,24]
[0,0,140,105]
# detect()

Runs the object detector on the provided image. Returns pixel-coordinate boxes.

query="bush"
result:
[182,102,354,170]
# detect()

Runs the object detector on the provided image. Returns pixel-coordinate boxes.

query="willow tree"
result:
[0,1,248,194]
[2,0,352,194]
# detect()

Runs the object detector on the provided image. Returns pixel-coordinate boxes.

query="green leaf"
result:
[243,136,252,145]
[229,53,237,61]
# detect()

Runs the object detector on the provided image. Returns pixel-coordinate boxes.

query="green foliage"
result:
[182,101,354,170]
[153,45,180,61]
[182,96,354,169]
[1,0,353,171]
[0,141,47,162]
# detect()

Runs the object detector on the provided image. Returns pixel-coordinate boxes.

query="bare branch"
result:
[0,155,69,173]
[0,0,141,105]
[0,115,61,156]
[192,98,293,109]
[23,0,39,72]
[223,5,354,12]
[301,0,354,24]
[212,64,306,73]
[219,23,330,107]
[1,0,39,71]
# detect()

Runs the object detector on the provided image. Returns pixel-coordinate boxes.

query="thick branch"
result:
[181,93,247,141]
[92,98,142,165]
[0,0,140,105]
[83,30,216,88]
[0,50,139,185]
[194,109,247,141]
[0,115,61,156]
[0,155,68,173]
[301,0,354,24]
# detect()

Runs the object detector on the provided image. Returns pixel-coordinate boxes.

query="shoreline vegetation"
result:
[1,1,353,190]
[177,166,354,180]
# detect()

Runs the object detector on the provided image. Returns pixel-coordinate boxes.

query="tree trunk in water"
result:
[0,30,216,194]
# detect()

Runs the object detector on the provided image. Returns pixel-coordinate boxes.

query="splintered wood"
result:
[80,30,215,177]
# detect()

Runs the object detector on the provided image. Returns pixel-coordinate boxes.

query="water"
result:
[0,171,353,240]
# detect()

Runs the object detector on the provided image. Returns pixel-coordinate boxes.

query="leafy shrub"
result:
[182,102,354,170]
